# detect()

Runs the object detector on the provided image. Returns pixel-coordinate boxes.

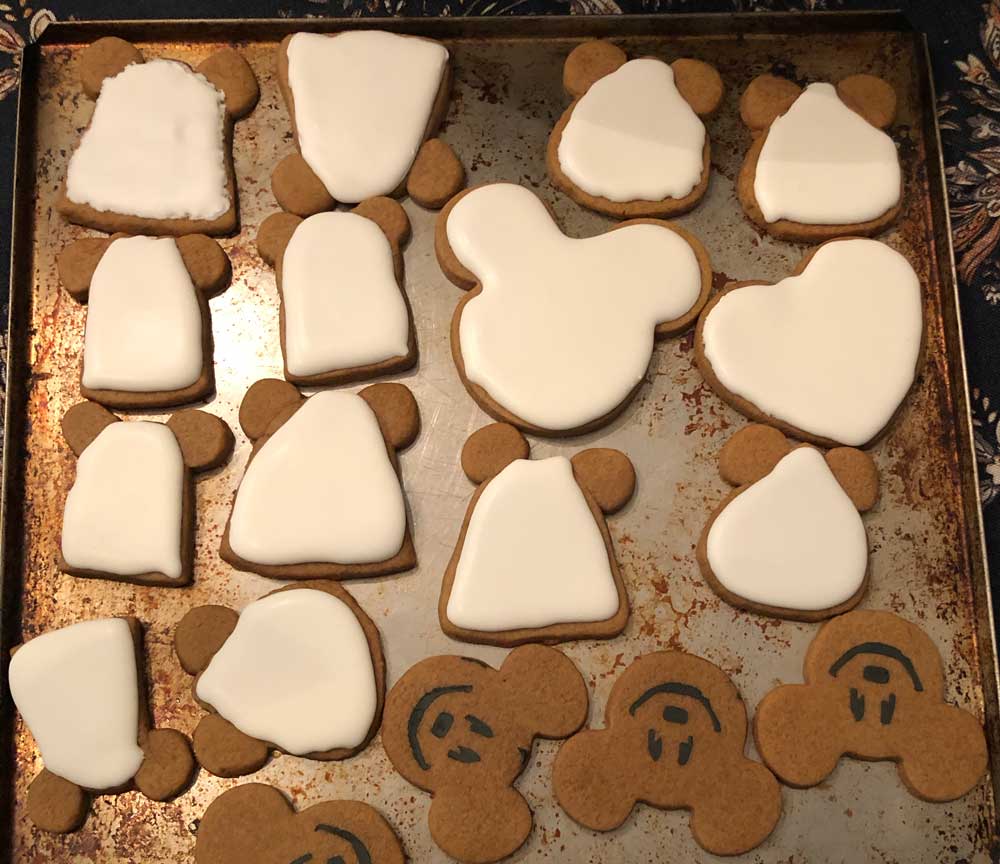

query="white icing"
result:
[228,390,406,565]
[286,31,448,203]
[448,183,703,431]
[706,447,868,611]
[700,239,922,446]
[61,422,185,579]
[447,457,619,631]
[557,58,706,203]
[754,82,901,225]
[66,59,229,221]
[82,236,204,392]
[8,618,144,789]
[281,212,409,377]
[195,589,377,755]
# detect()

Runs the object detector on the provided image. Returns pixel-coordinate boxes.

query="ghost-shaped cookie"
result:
[59,37,259,236]
[548,40,724,218]
[437,183,713,436]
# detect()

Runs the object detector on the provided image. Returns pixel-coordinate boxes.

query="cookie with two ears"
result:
[58,37,259,236]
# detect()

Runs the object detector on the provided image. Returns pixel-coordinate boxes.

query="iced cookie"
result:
[195,784,405,864]
[697,424,879,621]
[174,583,384,778]
[8,617,195,833]
[548,40,723,218]
[220,379,419,580]
[754,610,988,802]
[59,37,258,236]
[738,73,901,242]
[57,233,229,408]
[59,401,234,587]
[382,644,588,864]
[554,651,781,856]
[440,422,633,646]
[695,237,922,448]
[272,31,464,216]
[437,183,713,436]
[256,197,415,386]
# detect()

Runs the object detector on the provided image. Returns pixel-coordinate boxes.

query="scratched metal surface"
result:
[5,20,996,864]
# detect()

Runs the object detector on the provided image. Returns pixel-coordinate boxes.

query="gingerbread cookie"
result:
[59,401,233,587]
[8,617,195,833]
[174,582,384,778]
[272,31,464,216]
[256,197,416,386]
[195,784,405,864]
[437,183,713,436]
[695,237,922,448]
[548,40,723,218]
[440,423,633,646]
[738,73,901,242]
[220,379,418,580]
[697,424,878,621]
[57,233,230,408]
[382,645,588,864]
[554,651,781,856]
[59,37,258,236]
[754,609,988,802]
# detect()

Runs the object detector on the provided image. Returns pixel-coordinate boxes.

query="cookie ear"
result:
[239,379,303,441]
[837,74,896,129]
[571,448,636,514]
[689,759,782,855]
[352,197,412,251]
[671,58,724,118]
[79,37,143,100]
[563,40,627,99]
[272,153,335,217]
[461,423,530,485]
[196,48,259,119]
[407,139,466,210]
[26,769,89,833]
[57,237,112,302]
[166,410,235,472]
[739,73,802,132]
[174,605,239,675]
[825,448,879,512]
[134,728,195,801]
[500,645,588,739]
[895,702,987,802]
[718,424,792,486]
[359,382,420,451]
[175,235,231,298]
[553,730,638,831]
[62,401,118,457]
[197,784,296,864]
[193,714,269,778]
[256,212,302,268]
[429,786,532,864]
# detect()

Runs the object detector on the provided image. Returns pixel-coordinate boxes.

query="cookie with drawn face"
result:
[553,651,781,856]
[754,609,988,802]
[382,645,588,864]
[58,37,258,236]
[547,40,723,218]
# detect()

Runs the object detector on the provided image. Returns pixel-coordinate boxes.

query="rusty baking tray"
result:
[0,10,996,863]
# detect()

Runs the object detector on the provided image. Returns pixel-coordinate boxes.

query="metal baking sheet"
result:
[1,12,997,863]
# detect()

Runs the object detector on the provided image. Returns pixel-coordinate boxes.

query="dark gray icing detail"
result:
[829,642,924,692]
[408,684,473,770]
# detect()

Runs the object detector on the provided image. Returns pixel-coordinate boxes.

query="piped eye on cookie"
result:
[547,39,724,219]
[439,422,634,646]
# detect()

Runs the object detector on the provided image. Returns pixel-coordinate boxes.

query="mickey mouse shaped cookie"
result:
[195,784,405,864]
[221,379,419,580]
[754,610,988,802]
[272,30,464,216]
[553,651,782,856]
[256,197,416,386]
[440,422,633,646]
[57,233,230,408]
[548,40,724,218]
[60,401,234,587]
[738,73,901,241]
[698,424,879,621]
[8,617,195,833]
[382,645,588,864]
[175,583,384,778]
[437,183,713,436]
[59,37,259,236]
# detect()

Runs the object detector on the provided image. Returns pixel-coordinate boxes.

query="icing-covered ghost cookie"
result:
[437,183,713,436]
[382,645,588,864]
[695,237,922,448]
[697,424,879,621]
[8,616,195,833]
[174,583,384,778]
[59,37,258,236]
[272,30,464,216]
[57,233,230,408]
[548,40,723,218]
[59,401,234,587]
[738,73,902,241]
[440,422,634,646]
[220,379,419,580]
[256,197,415,386]
[553,651,781,856]
[754,610,988,802]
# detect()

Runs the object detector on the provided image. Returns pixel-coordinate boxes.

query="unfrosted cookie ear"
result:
[429,786,531,864]
[688,760,781,855]
[359,382,420,451]
[501,645,588,739]
[193,714,269,778]
[563,40,627,99]
[407,139,466,210]
[134,728,195,801]
[62,401,118,456]
[718,425,792,487]
[174,605,239,675]
[175,235,231,297]
[79,37,143,100]
[26,769,88,834]
[739,73,802,132]
[353,197,412,251]
[57,237,112,302]
[197,784,297,864]
[671,58,724,118]
[197,48,259,119]
[553,730,638,831]
[166,410,235,472]
[256,212,302,267]
[896,703,988,801]
[239,379,303,441]
[461,422,530,485]
[571,448,636,515]
[837,74,897,129]
[272,153,335,217]
[825,447,879,512]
